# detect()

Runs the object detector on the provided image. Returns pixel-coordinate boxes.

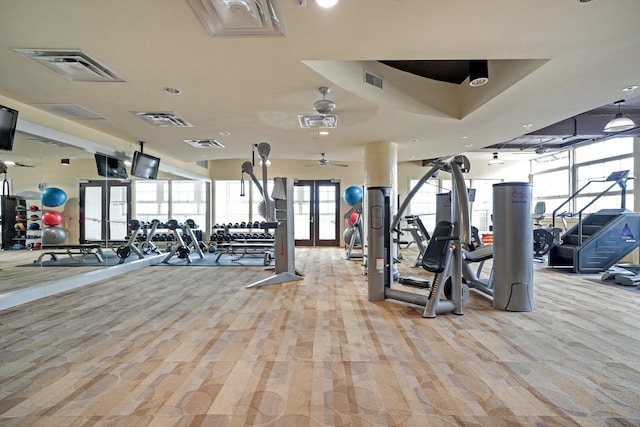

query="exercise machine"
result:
[370,156,470,318]
[245,143,303,288]
[402,214,431,267]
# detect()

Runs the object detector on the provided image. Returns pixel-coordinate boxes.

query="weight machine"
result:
[369,156,471,318]
[245,143,303,288]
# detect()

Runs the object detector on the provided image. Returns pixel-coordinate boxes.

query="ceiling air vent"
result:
[364,70,383,90]
[183,139,225,148]
[133,112,193,127]
[297,114,338,129]
[31,103,106,120]
[13,49,124,82]
[187,0,286,36]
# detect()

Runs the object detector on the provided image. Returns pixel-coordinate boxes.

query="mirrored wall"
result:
[0,128,210,297]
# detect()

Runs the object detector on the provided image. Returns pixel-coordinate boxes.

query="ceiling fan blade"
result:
[328,162,349,168]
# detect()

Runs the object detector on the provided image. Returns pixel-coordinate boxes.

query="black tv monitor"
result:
[94,153,128,179]
[130,151,160,179]
[0,105,19,151]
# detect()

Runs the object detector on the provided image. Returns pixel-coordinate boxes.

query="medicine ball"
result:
[29,205,40,212]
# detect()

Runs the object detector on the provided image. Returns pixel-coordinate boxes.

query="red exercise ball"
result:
[348,211,359,226]
[42,210,64,227]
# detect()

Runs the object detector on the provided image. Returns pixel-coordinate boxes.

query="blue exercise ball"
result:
[343,186,363,206]
[42,226,67,244]
[41,187,67,208]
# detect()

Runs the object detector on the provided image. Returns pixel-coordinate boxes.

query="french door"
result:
[294,180,340,246]
[79,180,131,243]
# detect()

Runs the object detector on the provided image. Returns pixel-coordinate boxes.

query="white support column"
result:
[634,136,640,264]
[364,141,398,190]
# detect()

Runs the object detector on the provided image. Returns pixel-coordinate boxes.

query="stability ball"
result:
[343,186,363,206]
[41,187,67,208]
[347,211,359,226]
[42,211,64,227]
[343,227,361,245]
[42,226,67,244]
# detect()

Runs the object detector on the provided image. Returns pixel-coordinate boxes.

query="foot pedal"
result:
[398,276,431,288]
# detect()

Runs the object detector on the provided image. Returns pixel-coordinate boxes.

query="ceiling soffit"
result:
[303,59,548,119]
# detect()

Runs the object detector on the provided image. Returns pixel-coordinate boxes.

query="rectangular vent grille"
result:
[31,103,106,120]
[297,114,338,129]
[14,49,124,82]
[184,139,225,148]
[364,70,383,90]
[196,160,209,169]
[134,112,193,127]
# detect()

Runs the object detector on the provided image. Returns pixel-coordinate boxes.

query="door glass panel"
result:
[109,186,128,240]
[318,185,336,240]
[84,187,103,241]
[293,185,311,240]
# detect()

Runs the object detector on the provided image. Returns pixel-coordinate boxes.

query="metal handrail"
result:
[551,171,632,243]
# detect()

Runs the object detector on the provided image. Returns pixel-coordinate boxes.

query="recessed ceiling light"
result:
[164,87,181,95]
[219,131,231,136]
[316,0,338,7]
[319,131,329,135]
[465,144,473,148]
[523,123,532,129]
[622,85,638,92]
[410,138,418,143]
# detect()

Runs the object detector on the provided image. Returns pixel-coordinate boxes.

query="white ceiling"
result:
[0,0,639,166]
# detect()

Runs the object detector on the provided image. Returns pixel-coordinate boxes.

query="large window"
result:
[574,140,633,214]
[214,180,250,225]
[171,181,208,228]
[530,137,634,221]
[135,180,209,229]
[134,180,169,222]
[470,179,500,232]
[407,179,439,233]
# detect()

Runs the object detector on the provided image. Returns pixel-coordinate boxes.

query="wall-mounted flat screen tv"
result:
[0,105,19,151]
[94,153,128,179]
[130,151,160,179]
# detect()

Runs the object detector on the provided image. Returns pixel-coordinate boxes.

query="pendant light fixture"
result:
[488,152,503,166]
[469,60,489,87]
[604,100,636,133]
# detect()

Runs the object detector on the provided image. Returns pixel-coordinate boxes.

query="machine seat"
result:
[421,220,454,273]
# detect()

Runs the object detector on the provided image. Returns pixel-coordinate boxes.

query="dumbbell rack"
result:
[210,222,274,245]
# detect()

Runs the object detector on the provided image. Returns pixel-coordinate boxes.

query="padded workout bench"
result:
[35,244,104,263]
[214,240,274,264]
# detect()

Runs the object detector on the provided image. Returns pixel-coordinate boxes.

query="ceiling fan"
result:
[0,160,35,169]
[307,153,348,168]
[313,87,336,115]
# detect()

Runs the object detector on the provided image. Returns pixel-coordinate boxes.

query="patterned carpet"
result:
[1,247,639,426]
